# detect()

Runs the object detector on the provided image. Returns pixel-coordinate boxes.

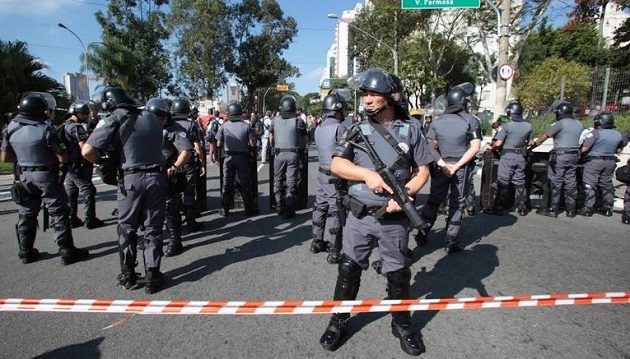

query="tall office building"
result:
[63,72,89,101]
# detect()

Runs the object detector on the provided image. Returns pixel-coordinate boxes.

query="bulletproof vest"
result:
[314,116,341,171]
[7,121,58,167]
[162,128,178,166]
[348,120,412,206]
[273,117,301,149]
[502,120,532,150]
[431,112,473,159]
[62,120,85,164]
[553,117,582,149]
[589,129,622,156]
[176,119,198,143]
[222,120,250,153]
[121,110,164,169]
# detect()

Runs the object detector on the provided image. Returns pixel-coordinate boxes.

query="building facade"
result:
[63,72,89,101]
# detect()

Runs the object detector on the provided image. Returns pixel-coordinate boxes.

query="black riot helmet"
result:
[596,112,615,129]
[17,93,48,119]
[322,93,346,112]
[554,101,573,120]
[171,98,192,119]
[145,98,170,117]
[227,102,243,121]
[389,73,407,110]
[347,68,397,117]
[279,95,297,119]
[101,86,137,111]
[446,87,467,112]
[505,100,524,116]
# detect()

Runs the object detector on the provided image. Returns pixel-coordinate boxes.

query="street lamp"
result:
[327,13,398,75]
[58,22,89,99]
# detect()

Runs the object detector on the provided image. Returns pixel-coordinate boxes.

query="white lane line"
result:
[257,164,265,173]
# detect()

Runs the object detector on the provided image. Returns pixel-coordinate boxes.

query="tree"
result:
[227,0,299,102]
[0,40,68,121]
[88,0,170,102]
[514,56,591,108]
[301,92,322,116]
[609,0,630,67]
[168,0,231,99]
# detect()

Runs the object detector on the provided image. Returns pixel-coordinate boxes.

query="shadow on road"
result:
[33,337,104,359]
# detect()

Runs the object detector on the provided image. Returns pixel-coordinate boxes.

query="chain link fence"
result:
[588,67,630,115]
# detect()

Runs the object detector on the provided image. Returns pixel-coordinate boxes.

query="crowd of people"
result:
[2,67,630,356]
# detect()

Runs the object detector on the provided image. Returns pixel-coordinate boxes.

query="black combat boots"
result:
[517,206,529,216]
[536,207,558,218]
[622,212,630,224]
[320,255,362,351]
[310,239,329,254]
[484,183,506,216]
[56,222,89,265]
[145,267,165,294]
[579,207,594,217]
[387,268,425,356]
[164,220,184,257]
[16,226,39,264]
[70,216,84,228]
[185,208,202,233]
[445,235,464,253]
[565,207,577,218]
[84,193,104,229]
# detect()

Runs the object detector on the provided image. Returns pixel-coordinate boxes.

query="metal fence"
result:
[588,67,630,114]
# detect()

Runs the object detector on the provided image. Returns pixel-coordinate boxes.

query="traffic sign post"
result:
[498,64,514,81]
[276,84,289,92]
[401,0,480,9]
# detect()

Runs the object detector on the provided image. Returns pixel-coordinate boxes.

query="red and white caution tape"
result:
[1,291,628,315]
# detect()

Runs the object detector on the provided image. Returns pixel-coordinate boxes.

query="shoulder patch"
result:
[95,120,106,129]
[586,133,593,138]
[179,131,187,138]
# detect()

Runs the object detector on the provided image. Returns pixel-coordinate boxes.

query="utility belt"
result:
[319,167,332,176]
[123,165,164,175]
[343,195,405,221]
[586,155,617,161]
[501,148,526,155]
[275,148,302,155]
[552,148,579,155]
[19,166,52,172]
[226,150,248,156]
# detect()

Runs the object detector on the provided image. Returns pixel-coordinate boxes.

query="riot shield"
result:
[480,150,515,211]
[295,148,309,210]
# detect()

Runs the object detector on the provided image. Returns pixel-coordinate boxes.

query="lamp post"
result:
[58,23,89,99]
[327,13,398,76]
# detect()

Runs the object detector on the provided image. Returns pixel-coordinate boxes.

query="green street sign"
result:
[401,0,480,9]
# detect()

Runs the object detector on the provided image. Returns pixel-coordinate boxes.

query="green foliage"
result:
[0,160,13,175]
[168,0,230,99]
[609,0,630,67]
[515,56,592,108]
[527,112,630,137]
[517,20,603,79]
[0,40,68,119]
[301,92,322,116]
[88,0,170,101]
[227,0,299,100]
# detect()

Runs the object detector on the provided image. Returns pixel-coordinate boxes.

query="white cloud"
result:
[0,0,80,17]
[301,66,325,81]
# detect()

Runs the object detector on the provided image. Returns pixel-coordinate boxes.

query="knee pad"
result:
[338,254,362,280]
[18,214,37,229]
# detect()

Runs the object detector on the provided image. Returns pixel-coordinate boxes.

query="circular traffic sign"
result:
[499,64,514,80]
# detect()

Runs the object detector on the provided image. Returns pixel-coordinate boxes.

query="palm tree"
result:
[0,40,67,119]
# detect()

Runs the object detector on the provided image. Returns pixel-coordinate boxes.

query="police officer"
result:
[1,93,89,264]
[532,102,582,217]
[416,85,482,252]
[579,112,627,217]
[485,100,534,216]
[216,102,257,216]
[172,98,205,233]
[319,69,431,355]
[270,95,307,219]
[82,87,166,294]
[61,101,104,229]
[310,92,348,263]
[147,98,192,257]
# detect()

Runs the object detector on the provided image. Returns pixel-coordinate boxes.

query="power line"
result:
[66,0,108,6]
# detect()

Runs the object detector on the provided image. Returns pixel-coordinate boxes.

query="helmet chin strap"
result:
[364,106,386,117]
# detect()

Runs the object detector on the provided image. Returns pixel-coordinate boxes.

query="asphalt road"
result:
[0,147,628,359]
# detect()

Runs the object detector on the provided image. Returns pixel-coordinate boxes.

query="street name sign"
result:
[401,0,480,9]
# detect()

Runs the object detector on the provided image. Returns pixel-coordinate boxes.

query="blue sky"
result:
[0,0,362,99]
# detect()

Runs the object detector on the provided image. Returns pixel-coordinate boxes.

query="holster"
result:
[343,196,367,219]
[11,181,31,205]
[168,172,187,194]
[549,151,557,167]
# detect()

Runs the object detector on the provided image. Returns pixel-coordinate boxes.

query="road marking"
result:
[0,291,627,315]
[257,164,265,173]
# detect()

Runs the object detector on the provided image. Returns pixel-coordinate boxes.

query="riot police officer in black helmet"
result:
[216,101,257,216]
[310,91,349,263]
[319,69,432,355]
[532,101,582,217]
[2,93,90,264]
[82,86,167,294]
[62,101,104,229]
[147,98,192,256]
[417,83,482,252]
[270,95,307,219]
[579,112,627,217]
[172,98,205,233]
[485,100,534,216]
